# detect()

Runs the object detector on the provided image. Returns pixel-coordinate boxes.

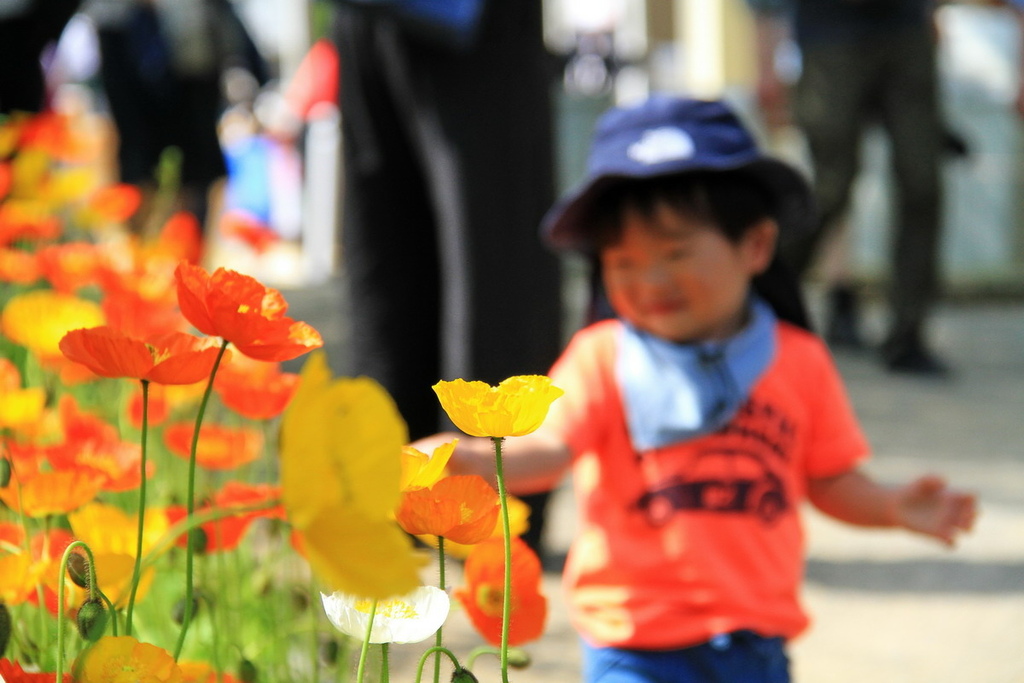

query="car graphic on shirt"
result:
[635,448,788,525]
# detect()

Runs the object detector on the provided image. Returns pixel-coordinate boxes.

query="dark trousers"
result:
[335,1,563,553]
[787,26,944,360]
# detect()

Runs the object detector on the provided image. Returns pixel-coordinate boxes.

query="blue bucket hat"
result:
[542,95,815,252]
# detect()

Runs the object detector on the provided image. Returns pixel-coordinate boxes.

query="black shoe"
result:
[825,285,864,350]
[884,346,950,377]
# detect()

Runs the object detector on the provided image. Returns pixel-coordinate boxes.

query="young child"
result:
[416,95,976,682]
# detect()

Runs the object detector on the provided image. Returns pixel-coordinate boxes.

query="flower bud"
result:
[0,602,11,657]
[188,527,208,555]
[76,599,109,642]
[450,668,480,683]
[67,552,90,589]
[172,591,204,624]
[238,657,258,683]
[0,458,10,488]
[506,648,532,669]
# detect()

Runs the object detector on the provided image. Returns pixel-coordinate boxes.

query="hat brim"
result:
[541,157,816,253]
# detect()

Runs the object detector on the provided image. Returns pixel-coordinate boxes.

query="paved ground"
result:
[279,275,1024,682]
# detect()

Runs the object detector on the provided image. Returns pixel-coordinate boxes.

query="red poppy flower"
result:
[163,422,264,470]
[166,481,283,552]
[213,354,300,420]
[60,326,222,385]
[219,209,279,254]
[395,475,500,545]
[455,537,547,646]
[174,261,323,361]
[0,161,11,199]
[0,658,72,682]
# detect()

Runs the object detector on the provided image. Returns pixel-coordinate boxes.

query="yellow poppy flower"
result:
[68,503,168,607]
[1,289,104,358]
[280,352,423,599]
[432,376,564,438]
[0,385,45,429]
[399,440,457,491]
[73,635,183,683]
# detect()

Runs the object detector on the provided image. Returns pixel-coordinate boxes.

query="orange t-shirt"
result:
[543,319,869,650]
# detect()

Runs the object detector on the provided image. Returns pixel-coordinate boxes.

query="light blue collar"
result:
[616,297,777,451]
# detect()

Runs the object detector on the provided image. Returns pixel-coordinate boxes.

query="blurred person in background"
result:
[0,0,82,114]
[331,0,564,560]
[83,0,268,241]
[749,0,949,376]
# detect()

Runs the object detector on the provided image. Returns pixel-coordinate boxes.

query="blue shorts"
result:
[581,631,790,683]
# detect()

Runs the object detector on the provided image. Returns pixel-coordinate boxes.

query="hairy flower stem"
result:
[434,536,446,683]
[355,599,378,683]
[381,643,390,683]
[415,647,461,683]
[124,379,150,636]
[55,541,100,682]
[174,340,229,660]
[491,436,513,683]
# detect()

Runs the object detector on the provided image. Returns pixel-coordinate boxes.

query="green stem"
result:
[434,536,445,683]
[125,379,150,636]
[380,643,390,683]
[414,647,461,683]
[173,340,229,660]
[491,437,513,683]
[55,541,99,683]
[355,599,377,683]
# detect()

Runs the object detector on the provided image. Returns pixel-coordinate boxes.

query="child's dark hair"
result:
[589,170,776,248]
[585,170,812,331]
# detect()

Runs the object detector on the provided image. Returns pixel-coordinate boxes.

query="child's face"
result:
[599,202,775,343]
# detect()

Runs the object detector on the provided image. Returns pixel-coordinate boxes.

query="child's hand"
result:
[892,475,977,546]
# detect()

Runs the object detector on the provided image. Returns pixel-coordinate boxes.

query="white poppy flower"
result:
[321,585,450,644]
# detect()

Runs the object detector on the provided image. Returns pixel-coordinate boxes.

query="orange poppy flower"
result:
[0,246,40,284]
[154,211,203,265]
[166,481,283,552]
[395,475,500,545]
[213,354,300,420]
[163,422,264,470]
[425,493,532,560]
[60,326,222,385]
[0,198,61,245]
[178,662,241,683]
[47,397,150,493]
[455,537,547,646]
[36,242,101,293]
[0,469,105,518]
[174,261,323,361]
[86,183,143,223]
[97,263,185,340]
